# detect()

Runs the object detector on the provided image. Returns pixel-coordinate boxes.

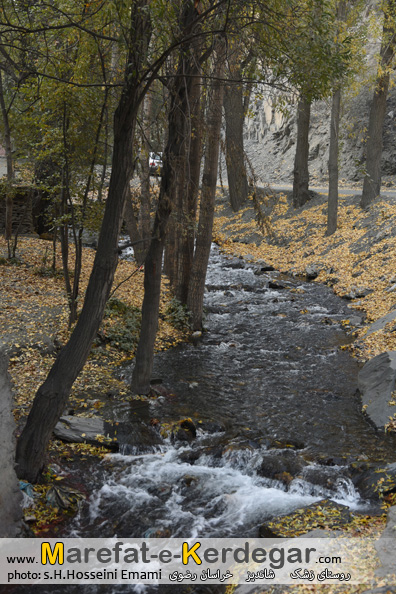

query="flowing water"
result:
[69,245,396,545]
[16,245,396,594]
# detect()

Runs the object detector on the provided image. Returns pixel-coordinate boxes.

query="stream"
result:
[37,244,396,594]
[69,246,396,541]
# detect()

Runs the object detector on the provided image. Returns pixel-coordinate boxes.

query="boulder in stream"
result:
[54,416,119,450]
[358,351,396,428]
[354,462,396,500]
[54,415,164,454]
[257,449,307,485]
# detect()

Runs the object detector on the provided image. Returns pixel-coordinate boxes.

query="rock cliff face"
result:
[244,86,396,187]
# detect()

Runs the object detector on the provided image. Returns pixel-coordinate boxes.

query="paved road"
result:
[4,159,396,201]
[265,182,396,200]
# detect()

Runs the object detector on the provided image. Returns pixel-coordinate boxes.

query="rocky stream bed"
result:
[19,244,394,593]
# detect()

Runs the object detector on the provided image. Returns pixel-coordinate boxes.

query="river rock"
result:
[305,264,321,280]
[257,450,306,484]
[343,286,372,300]
[358,351,396,428]
[256,260,275,271]
[54,415,118,450]
[301,465,349,492]
[173,419,197,442]
[354,462,396,500]
[223,258,246,270]
[259,499,353,538]
[375,505,396,577]
[268,280,287,290]
[0,352,23,536]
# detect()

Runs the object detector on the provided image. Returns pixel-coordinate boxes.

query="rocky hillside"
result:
[243,2,396,189]
[244,85,396,188]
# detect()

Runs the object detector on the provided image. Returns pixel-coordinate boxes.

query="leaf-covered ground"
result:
[215,190,396,366]
[0,234,188,533]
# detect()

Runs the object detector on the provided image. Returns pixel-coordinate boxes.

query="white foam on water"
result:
[85,444,364,539]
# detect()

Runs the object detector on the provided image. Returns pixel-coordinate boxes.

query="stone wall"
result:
[0,184,35,235]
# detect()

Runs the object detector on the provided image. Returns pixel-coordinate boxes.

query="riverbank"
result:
[0,234,188,533]
[215,189,396,369]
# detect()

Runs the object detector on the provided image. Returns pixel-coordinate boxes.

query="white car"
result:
[149,152,163,176]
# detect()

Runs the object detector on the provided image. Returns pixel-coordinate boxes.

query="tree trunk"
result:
[131,78,188,395]
[0,70,14,250]
[176,76,203,305]
[224,65,248,212]
[293,97,311,208]
[15,1,151,483]
[187,44,225,331]
[123,187,146,266]
[163,151,186,288]
[327,88,341,235]
[131,2,202,394]
[138,91,153,258]
[361,1,395,208]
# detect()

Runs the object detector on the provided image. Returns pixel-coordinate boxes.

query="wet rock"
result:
[143,527,171,538]
[301,465,348,491]
[115,421,164,454]
[191,331,202,345]
[172,418,197,442]
[268,280,287,290]
[354,462,396,500]
[254,265,274,275]
[320,455,347,467]
[178,450,202,465]
[0,352,23,536]
[205,284,225,292]
[150,384,177,399]
[358,351,396,428]
[257,450,306,483]
[375,505,396,577]
[54,416,119,450]
[269,438,305,450]
[149,377,163,385]
[198,420,226,434]
[256,260,275,271]
[223,258,246,270]
[348,314,365,327]
[179,474,199,488]
[259,499,353,537]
